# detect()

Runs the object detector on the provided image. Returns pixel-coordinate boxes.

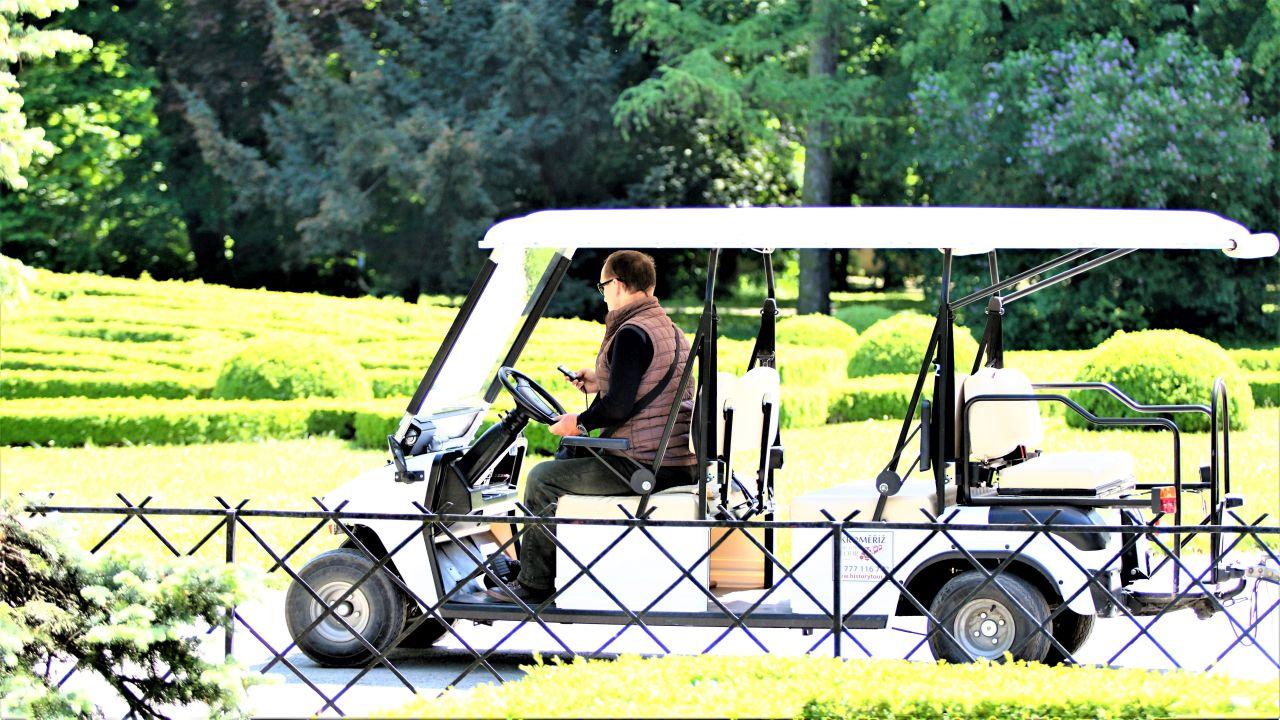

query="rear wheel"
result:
[286,549,408,667]
[1043,609,1095,665]
[927,570,1051,663]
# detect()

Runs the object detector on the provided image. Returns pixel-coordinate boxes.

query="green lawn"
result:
[5,410,1275,570]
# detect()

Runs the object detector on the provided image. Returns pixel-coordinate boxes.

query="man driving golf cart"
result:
[479,250,699,604]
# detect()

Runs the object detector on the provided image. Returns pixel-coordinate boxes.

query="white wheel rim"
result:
[310,581,372,644]
[953,598,1016,659]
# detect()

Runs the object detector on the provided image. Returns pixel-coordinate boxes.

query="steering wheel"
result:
[497,366,566,425]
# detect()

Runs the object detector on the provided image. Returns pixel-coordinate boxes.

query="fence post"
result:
[832,521,842,658]
[224,504,237,658]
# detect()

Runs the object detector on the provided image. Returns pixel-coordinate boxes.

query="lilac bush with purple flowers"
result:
[913,31,1272,221]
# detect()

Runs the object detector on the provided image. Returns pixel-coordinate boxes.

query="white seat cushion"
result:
[788,480,957,524]
[554,485,700,519]
[999,451,1135,494]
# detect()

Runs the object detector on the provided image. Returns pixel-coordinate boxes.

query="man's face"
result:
[599,267,624,312]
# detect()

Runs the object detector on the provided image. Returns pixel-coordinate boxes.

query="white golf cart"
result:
[285,207,1278,667]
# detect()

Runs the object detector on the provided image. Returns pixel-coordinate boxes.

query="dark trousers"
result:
[516,455,697,591]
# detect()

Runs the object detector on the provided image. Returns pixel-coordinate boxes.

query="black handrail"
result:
[960,393,1184,528]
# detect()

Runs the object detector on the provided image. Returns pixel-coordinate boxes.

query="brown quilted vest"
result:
[594,296,697,467]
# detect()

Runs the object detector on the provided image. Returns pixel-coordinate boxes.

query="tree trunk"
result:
[798,1,835,316]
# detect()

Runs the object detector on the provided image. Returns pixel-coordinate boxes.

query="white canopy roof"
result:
[480,207,1278,258]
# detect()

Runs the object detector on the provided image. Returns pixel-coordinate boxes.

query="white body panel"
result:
[783,483,1114,618]
[554,493,710,612]
[321,454,440,608]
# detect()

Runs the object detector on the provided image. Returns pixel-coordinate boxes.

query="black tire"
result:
[286,548,408,667]
[1043,609,1095,665]
[927,570,1052,663]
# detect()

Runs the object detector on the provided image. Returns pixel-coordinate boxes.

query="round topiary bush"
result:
[848,312,979,377]
[213,338,372,401]
[777,313,860,358]
[1067,330,1252,432]
[834,303,895,333]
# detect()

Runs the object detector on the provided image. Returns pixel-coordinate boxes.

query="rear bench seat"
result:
[963,367,1136,497]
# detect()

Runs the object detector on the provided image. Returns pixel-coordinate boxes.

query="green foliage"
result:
[181,0,643,296]
[778,345,848,387]
[1,397,314,446]
[401,654,1278,719]
[0,500,257,718]
[780,386,831,429]
[827,375,919,423]
[777,313,860,358]
[834,304,896,333]
[0,38,193,278]
[213,338,371,401]
[0,0,92,189]
[2,369,208,400]
[1232,347,1280,371]
[912,28,1279,349]
[849,313,979,378]
[1248,370,1280,408]
[0,254,36,314]
[1069,330,1253,432]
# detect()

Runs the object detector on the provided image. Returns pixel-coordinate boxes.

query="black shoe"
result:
[481,580,553,605]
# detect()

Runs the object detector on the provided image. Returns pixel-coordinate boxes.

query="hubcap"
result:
[310,581,372,644]
[953,599,1015,659]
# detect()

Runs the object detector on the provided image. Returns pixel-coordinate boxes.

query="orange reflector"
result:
[1151,486,1177,515]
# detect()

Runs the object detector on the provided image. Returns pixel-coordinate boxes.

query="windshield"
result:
[416,244,572,418]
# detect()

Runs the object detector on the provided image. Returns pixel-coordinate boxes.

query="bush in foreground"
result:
[396,654,1277,719]
[1068,330,1252,432]
[1,502,257,718]
[213,338,371,401]
[849,313,979,377]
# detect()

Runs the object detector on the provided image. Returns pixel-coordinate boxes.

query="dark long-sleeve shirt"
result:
[577,325,652,432]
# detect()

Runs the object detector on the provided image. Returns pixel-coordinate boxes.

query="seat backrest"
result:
[963,367,1043,462]
[722,366,781,470]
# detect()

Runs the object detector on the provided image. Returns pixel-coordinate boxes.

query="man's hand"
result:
[571,368,599,394]
[549,413,581,437]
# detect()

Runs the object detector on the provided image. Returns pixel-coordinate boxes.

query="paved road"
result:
[55,573,1279,718]
[229,578,1279,718]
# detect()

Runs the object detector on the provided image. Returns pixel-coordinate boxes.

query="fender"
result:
[321,454,440,607]
[898,548,1097,617]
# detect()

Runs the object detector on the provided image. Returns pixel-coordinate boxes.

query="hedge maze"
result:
[2,268,1276,451]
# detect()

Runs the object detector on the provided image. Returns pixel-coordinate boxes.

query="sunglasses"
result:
[595,277,617,295]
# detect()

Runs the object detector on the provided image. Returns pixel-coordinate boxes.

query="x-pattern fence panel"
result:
[19,495,1280,718]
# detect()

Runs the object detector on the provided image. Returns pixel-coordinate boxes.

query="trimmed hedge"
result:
[1249,370,1280,408]
[779,345,848,387]
[834,303,896,333]
[780,385,831,429]
[399,654,1278,719]
[1068,330,1253,432]
[827,374,919,422]
[0,398,403,446]
[1,370,210,400]
[1230,347,1280,371]
[777,314,860,357]
[213,338,372,401]
[849,312,980,377]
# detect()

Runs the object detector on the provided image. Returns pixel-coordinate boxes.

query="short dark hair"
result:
[604,250,656,292]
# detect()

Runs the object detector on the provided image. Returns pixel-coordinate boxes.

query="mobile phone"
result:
[557,364,579,381]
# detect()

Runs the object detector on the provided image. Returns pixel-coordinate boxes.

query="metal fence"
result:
[19,494,1280,718]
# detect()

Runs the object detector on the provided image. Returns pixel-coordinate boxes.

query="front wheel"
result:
[927,570,1051,663]
[286,549,408,667]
